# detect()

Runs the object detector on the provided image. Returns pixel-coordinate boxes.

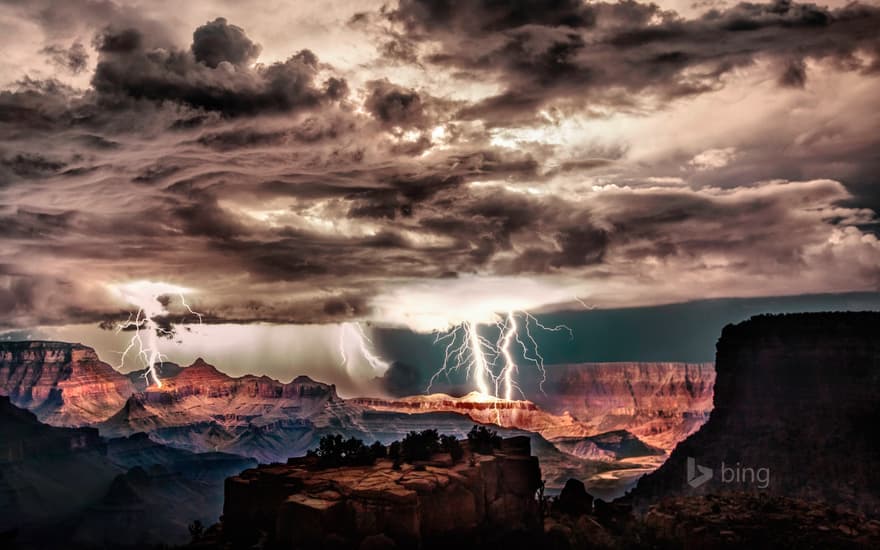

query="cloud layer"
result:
[0,0,878,332]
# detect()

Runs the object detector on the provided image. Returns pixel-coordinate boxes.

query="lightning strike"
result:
[428,311,573,401]
[338,322,391,377]
[113,281,203,389]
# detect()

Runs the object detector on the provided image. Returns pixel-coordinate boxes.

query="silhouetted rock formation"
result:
[0,395,254,548]
[555,478,593,516]
[222,436,542,548]
[0,395,119,536]
[631,312,880,515]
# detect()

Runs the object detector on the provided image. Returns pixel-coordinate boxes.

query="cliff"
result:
[536,362,715,451]
[0,395,256,547]
[0,395,122,534]
[630,312,880,515]
[351,392,594,441]
[222,436,542,548]
[0,341,134,425]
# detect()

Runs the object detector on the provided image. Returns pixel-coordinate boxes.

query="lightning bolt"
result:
[428,311,573,401]
[113,282,203,389]
[338,322,391,376]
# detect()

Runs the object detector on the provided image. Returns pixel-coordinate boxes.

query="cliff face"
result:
[0,341,134,425]
[0,395,122,533]
[352,392,594,441]
[0,395,256,547]
[99,359,348,461]
[535,362,715,450]
[106,358,339,424]
[631,313,880,515]
[223,436,541,548]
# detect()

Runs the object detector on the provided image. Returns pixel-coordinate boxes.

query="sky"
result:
[1,1,879,394]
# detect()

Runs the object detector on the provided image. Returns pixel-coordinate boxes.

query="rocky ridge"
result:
[222,436,542,548]
[0,341,134,425]
[537,361,715,450]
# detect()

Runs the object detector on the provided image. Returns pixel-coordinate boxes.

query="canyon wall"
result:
[535,362,715,450]
[631,312,880,515]
[0,341,134,425]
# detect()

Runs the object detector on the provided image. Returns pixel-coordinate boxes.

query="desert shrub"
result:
[309,434,376,467]
[400,429,441,462]
[440,434,464,463]
[370,440,387,459]
[467,425,502,454]
[188,519,204,542]
[388,440,401,460]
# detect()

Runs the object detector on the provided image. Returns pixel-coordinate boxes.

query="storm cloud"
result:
[0,0,877,333]
[372,0,880,122]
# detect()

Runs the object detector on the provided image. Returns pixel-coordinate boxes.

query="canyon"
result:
[0,395,255,547]
[0,342,713,472]
[3,311,879,548]
[0,340,716,544]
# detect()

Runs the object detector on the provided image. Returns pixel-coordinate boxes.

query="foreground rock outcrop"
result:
[631,312,880,515]
[223,436,541,548]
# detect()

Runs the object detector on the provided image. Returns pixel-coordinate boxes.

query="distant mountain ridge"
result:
[0,341,714,496]
[0,341,713,450]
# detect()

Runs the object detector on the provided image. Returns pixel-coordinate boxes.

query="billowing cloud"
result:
[191,17,261,68]
[91,26,344,116]
[368,0,880,122]
[0,1,877,336]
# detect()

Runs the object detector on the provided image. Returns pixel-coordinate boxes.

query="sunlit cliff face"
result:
[0,0,879,395]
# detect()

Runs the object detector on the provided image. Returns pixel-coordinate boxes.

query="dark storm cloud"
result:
[0,3,878,332]
[41,42,89,74]
[0,152,66,179]
[191,17,261,68]
[91,24,344,116]
[375,0,880,121]
[364,79,427,128]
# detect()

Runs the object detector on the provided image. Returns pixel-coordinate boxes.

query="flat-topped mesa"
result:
[0,341,134,426]
[223,436,542,548]
[630,312,880,515]
[351,392,592,440]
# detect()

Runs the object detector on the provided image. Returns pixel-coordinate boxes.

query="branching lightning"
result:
[338,322,391,377]
[113,282,203,389]
[428,311,573,400]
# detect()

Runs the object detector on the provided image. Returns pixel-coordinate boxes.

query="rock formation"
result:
[0,341,134,425]
[0,395,255,547]
[222,436,542,548]
[536,361,715,451]
[0,395,119,537]
[630,313,880,516]
[351,392,594,440]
